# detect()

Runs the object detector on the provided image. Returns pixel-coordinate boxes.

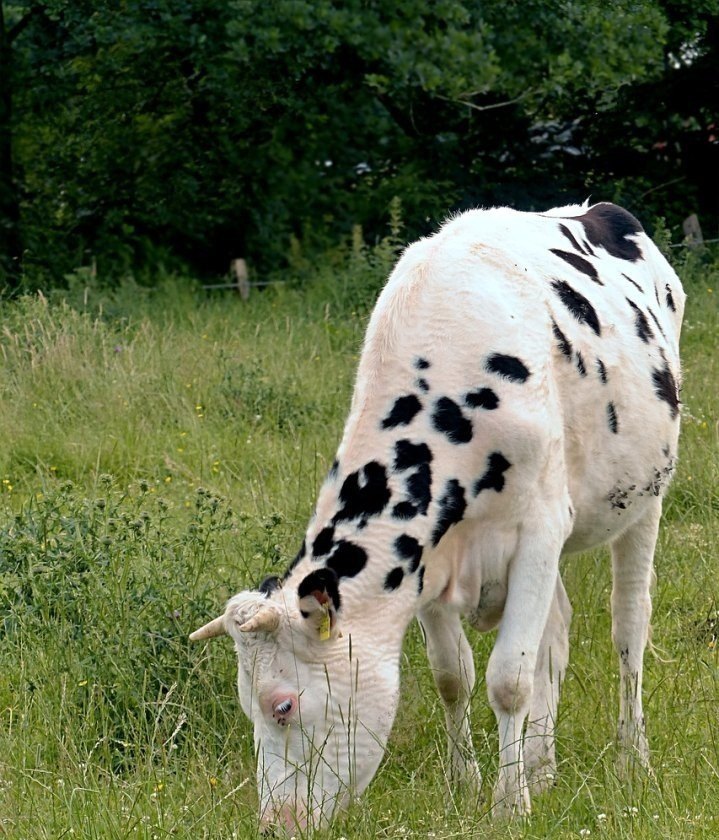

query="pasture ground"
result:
[0,240,717,839]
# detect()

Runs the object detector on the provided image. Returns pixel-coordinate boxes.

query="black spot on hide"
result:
[381,395,422,429]
[464,388,500,410]
[414,357,431,370]
[259,575,281,596]
[652,362,680,419]
[394,534,423,572]
[395,439,433,471]
[431,479,466,546]
[313,526,335,558]
[551,279,601,336]
[575,203,644,262]
[432,397,473,444]
[416,378,430,393]
[297,567,342,611]
[407,464,432,514]
[647,307,666,340]
[417,565,425,594]
[550,248,602,284]
[607,402,619,434]
[665,284,676,312]
[552,320,573,360]
[575,351,587,377]
[328,460,339,479]
[485,353,531,383]
[392,501,418,520]
[326,540,368,579]
[559,223,589,255]
[596,358,608,384]
[384,567,404,591]
[474,452,512,497]
[626,299,654,344]
[334,461,391,524]
[622,273,643,293]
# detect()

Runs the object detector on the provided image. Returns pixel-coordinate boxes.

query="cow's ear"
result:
[296,568,342,641]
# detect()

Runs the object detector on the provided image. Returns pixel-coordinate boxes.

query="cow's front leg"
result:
[611,501,661,778]
[419,603,482,798]
[487,517,566,818]
[524,573,572,794]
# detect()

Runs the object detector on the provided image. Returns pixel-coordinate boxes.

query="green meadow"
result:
[1,241,717,839]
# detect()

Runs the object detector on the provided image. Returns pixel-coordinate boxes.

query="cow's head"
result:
[190,569,401,833]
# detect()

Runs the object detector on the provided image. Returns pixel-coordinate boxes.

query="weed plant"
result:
[0,233,717,838]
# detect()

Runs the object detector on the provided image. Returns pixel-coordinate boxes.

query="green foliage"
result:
[0,250,717,836]
[2,0,717,287]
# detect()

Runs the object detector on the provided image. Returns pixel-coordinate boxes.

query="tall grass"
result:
[0,236,717,839]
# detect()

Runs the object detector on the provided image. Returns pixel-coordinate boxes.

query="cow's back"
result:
[346,203,684,557]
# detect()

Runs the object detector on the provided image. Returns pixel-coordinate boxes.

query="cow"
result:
[190,202,685,833]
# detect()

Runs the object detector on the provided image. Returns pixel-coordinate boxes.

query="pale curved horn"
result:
[239,605,280,634]
[189,616,226,641]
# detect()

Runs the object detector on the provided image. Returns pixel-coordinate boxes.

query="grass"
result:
[0,238,717,839]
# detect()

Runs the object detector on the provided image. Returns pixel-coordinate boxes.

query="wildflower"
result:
[209,776,218,788]
[164,476,172,483]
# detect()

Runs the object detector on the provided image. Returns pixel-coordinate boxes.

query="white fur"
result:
[213,203,684,830]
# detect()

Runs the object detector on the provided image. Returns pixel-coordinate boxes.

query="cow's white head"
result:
[190,568,401,833]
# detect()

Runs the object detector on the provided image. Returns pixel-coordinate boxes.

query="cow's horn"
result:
[189,616,226,641]
[239,606,281,633]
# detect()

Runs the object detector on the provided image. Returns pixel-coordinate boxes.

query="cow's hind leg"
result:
[524,573,572,794]
[486,508,568,818]
[419,603,482,797]
[611,501,661,777]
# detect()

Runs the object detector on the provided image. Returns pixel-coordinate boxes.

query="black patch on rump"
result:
[652,362,680,419]
[414,357,431,370]
[394,534,423,572]
[325,540,368,579]
[551,279,601,336]
[464,387,499,410]
[552,320,573,360]
[334,461,391,524]
[626,298,654,344]
[431,397,473,444]
[392,501,418,520]
[575,203,644,261]
[384,567,404,591]
[431,479,467,546]
[607,402,619,434]
[297,567,342,611]
[665,284,676,312]
[312,526,335,558]
[381,395,422,429]
[550,248,602,284]
[474,452,512,496]
[485,353,531,383]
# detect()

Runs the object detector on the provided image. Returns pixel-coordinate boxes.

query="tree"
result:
[2,0,717,286]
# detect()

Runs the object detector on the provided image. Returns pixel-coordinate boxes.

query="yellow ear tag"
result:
[318,603,331,641]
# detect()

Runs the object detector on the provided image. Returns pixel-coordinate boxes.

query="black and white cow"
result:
[191,202,684,832]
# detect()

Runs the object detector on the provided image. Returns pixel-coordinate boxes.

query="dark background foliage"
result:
[1,0,718,287]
